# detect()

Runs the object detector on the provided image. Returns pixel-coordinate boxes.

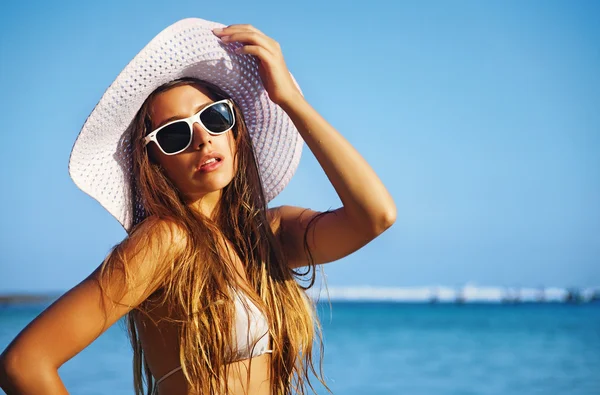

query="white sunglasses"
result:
[143,99,236,155]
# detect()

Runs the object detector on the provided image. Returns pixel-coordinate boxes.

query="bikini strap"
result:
[155,365,183,387]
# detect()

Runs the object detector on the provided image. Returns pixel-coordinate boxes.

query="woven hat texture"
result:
[68,18,303,232]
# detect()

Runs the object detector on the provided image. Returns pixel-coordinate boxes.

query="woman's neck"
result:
[185,189,222,219]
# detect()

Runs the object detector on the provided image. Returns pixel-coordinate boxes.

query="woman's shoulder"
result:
[118,215,188,267]
[129,215,187,244]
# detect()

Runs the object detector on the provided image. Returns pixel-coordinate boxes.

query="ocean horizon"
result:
[2,285,599,305]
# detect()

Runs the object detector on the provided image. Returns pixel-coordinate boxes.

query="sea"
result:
[1,301,599,395]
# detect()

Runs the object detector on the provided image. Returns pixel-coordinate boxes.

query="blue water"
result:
[1,302,599,394]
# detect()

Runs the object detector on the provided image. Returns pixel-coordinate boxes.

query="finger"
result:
[234,44,269,60]
[221,23,263,34]
[213,24,275,46]
[221,32,278,55]
[212,25,279,52]
[213,25,263,39]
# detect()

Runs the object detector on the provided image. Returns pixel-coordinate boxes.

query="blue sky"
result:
[0,0,598,293]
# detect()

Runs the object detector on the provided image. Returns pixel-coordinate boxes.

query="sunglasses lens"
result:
[201,103,234,133]
[156,122,191,154]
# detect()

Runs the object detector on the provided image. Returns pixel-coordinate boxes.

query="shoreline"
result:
[0,293,60,305]
[1,287,599,306]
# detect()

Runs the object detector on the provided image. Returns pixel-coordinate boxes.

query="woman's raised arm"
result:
[212,25,396,269]
[0,217,185,394]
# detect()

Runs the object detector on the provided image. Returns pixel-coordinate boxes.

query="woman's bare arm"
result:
[269,94,397,269]
[0,217,185,394]
[212,25,396,270]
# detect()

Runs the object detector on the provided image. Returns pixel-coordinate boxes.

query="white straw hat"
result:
[68,18,303,232]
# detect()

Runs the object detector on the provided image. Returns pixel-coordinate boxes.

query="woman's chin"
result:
[191,178,233,196]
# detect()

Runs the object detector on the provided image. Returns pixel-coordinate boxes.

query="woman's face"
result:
[147,84,237,203]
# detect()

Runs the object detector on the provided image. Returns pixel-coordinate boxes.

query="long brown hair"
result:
[99,77,330,394]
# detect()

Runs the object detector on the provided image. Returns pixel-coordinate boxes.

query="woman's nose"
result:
[191,121,212,149]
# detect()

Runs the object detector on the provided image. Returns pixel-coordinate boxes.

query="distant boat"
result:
[536,286,546,303]
[455,287,466,304]
[429,288,439,304]
[501,288,512,304]
[588,290,600,304]
[564,288,583,304]
[501,287,521,304]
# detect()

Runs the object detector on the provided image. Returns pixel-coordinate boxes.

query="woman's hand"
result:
[212,24,302,107]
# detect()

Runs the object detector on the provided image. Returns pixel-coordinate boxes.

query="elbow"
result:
[379,204,397,232]
[368,203,397,237]
[0,348,44,391]
[0,348,25,390]
[0,350,17,390]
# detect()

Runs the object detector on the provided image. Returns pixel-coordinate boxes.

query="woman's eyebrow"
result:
[155,102,213,129]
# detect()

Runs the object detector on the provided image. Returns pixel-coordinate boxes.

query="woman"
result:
[0,18,396,395]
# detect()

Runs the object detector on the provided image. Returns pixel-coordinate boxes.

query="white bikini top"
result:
[153,289,272,391]
[229,288,272,361]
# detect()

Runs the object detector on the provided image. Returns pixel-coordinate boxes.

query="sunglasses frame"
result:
[143,99,236,156]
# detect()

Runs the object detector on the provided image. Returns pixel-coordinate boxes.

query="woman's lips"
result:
[196,157,223,173]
